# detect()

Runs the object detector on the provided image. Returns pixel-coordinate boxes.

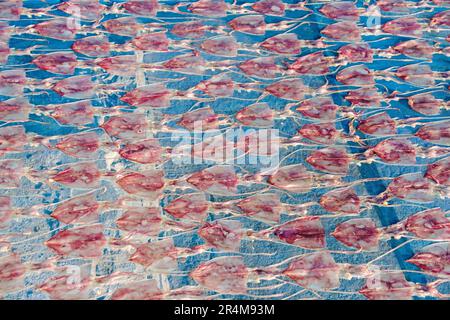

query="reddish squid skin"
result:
[297,122,339,145]
[198,220,242,252]
[306,147,351,175]
[432,0,450,5]
[282,251,341,291]
[112,280,164,300]
[336,65,374,86]
[407,94,443,115]
[319,187,361,215]
[392,40,435,59]
[377,0,413,13]
[338,43,374,63]
[268,164,314,193]
[72,35,111,57]
[0,125,27,154]
[0,196,13,226]
[0,0,21,20]
[196,75,235,97]
[34,19,79,40]
[0,97,31,122]
[122,0,160,16]
[407,242,450,276]
[260,33,301,55]
[295,97,339,121]
[50,193,100,224]
[45,224,107,258]
[116,207,162,236]
[118,139,163,164]
[228,15,266,35]
[54,132,101,158]
[120,84,173,108]
[0,159,24,188]
[0,254,25,281]
[359,273,416,300]
[96,55,140,77]
[235,130,279,156]
[33,52,78,75]
[186,166,239,195]
[0,69,27,96]
[51,162,102,189]
[370,139,417,164]
[52,75,96,100]
[431,10,450,27]
[395,64,435,87]
[265,78,306,101]
[345,88,384,107]
[131,32,169,51]
[272,216,326,249]
[0,47,10,64]
[321,21,361,41]
[200,36,239,57]
[101,113,149,140]
[49,101,95,126]
[190,256,249,294]
[184,132,231,162]
[236,193,283,223]
[357,112,397,136]
[404,208,450,240]
[187,0,230,17]
[415,121,450,146]
[113,283,207,300]
[57,0,107,21]
[239,57,281,79]
[382,17,423,37]
[115,170,165,198]
[251,0,286,16]
[38,270,92,300]
[236,103,274,127]
[387,173,435,203]
[162,52,206,74]
[0,254,27,292]
[0,21,12,42]
[332,218,381,251]
[319,2,360,21]
[163,194,209,222]
[171,21,208,38]
[102,17,142,37]
[289,52,330,75]
[0,42,11,64]
[129,239,179,269]
[425,157,450,186]
[178,107,220,130]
